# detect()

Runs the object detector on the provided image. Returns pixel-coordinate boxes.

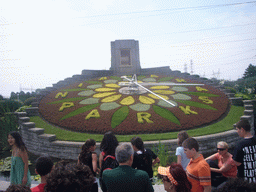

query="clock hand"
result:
[121,75,176,107]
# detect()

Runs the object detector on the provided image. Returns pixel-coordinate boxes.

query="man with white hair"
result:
[102,143,154,192]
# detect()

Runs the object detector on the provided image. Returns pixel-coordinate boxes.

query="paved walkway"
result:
[0,180,164,192]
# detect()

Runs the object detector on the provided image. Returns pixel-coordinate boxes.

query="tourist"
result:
[158,163,192,192]
[7,131,31,187]
[78,139,99,192]
[31,155,54,192]
[182,137,211,192]
[99,131,119,192]
[44,160,95,192]
[131,136,160,181]
[205,141,237,187]
[102,143,154,192]
[99,131,119,169]
[176,131,190,170]
[232,119,256,183]
[6,184,31,192]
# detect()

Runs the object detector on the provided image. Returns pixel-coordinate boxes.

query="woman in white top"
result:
[175,131,190,170]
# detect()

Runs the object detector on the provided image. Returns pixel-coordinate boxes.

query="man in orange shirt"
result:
[182,137,211,192]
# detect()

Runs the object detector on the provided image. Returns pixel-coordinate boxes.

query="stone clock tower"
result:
[110,39,141,75]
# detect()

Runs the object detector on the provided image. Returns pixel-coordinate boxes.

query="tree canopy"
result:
[243,64,256,79]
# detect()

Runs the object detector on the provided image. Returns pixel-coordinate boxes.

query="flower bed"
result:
[39,75,230,135]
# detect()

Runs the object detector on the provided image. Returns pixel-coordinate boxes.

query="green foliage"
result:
[111,106,129,128]
[235,93,255,100]
[0,106,19,151]
[152,105,180,125]
[60,103,100,120]
[0,157,12,172]
[158,76,174,82]
[225,87,236,94]
[110,76,122,81]
[0,95,4,100]
[47,97,87,104]
[176,100,217,110]
[243,64,256,79]
[0,100,23,116]
[183,92,220,97]
[24,97,36,106]
[152,141,171,167]
[15,105,32,112]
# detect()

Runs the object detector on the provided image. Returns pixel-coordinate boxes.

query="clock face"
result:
[39,74,229,134]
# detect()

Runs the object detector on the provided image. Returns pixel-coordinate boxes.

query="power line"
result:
[77,1,256,18]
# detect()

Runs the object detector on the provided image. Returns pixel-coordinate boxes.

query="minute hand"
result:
[122,76,176,107]
[139,82,204,86]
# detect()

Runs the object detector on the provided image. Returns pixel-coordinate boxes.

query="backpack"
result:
[99,154,119,192]
[100,155,119,177]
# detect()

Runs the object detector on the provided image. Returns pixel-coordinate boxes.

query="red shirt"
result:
[31,183,46,192]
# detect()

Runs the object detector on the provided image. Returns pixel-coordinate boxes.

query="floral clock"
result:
[39,74,230,134]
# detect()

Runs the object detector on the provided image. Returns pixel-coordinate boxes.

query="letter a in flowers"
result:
[85,109,100,120]
[55,92,68,99]
[59,102,74,112]
[137,112,154,123]
[179,106,198,115]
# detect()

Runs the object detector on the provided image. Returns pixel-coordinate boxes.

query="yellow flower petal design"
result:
[102,94,122,103]
[150,86,169,89]
[139,96,155,104]
[99,77,107,80]
[93,92,116,98]
[105,84,120,88]
[151,74,158,78]
[120,96,135,105]
[153,90,175,95]
[148,94,169,100]
[95,88,116,92]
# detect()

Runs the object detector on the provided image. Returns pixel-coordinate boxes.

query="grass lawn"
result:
[30,105,244,142]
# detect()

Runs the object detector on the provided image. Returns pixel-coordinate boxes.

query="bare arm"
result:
[177,155,181,164]
[205,153,217,161]
[19,150,29,185]
[203,185,211,192]
[152,157,160,166]
[92,153,98,173]
[99,152,103,169]
[210,163,233,173]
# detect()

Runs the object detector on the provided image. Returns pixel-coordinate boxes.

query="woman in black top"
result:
[131,137,160,180]
[78,139,99,192]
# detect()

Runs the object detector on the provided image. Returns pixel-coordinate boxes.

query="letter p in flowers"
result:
[59,102,74,112]
[137,112,154,124]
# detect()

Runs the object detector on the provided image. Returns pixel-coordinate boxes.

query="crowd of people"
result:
[5,119,256,192]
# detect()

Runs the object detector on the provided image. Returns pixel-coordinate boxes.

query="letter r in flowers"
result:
[137,112,154,123]
[55,92,68,99]
[179,106,198,115]
[59,102,74,112]
[85,109,100,120]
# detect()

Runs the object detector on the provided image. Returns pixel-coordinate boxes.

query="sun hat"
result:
[158,166,178,186]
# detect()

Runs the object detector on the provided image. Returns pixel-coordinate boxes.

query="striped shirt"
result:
[186,154,211,192]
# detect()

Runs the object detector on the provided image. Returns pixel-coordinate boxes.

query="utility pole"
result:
[184,63,187,73]
[190,60,193,74]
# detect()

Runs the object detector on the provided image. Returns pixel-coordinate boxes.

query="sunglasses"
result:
[217,148,226,151]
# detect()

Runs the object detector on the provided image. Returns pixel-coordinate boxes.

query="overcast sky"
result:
[1,0,256,98]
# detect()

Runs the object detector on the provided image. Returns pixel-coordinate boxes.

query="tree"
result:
[243,64,256,79]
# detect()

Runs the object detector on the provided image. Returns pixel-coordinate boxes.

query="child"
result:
[176,131,190,170]
[131,137,160,180]
[182,137,211,192]
[78,139,99,192]
[31,156,54,192]
[7,131,31,187]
